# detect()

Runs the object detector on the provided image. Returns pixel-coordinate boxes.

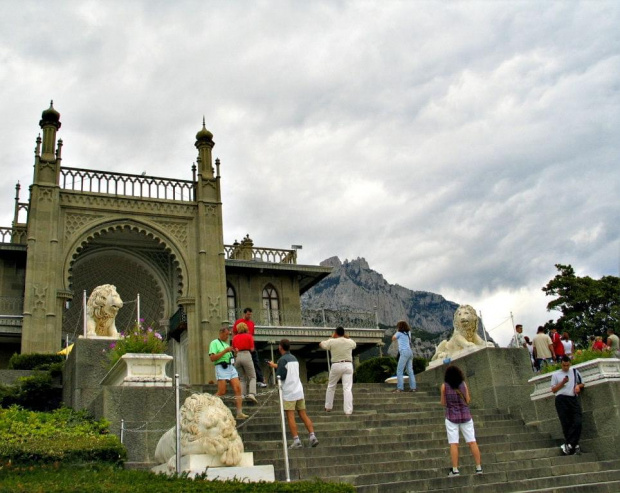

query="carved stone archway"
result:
[62,222,188,341]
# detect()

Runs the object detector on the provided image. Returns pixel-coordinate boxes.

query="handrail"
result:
[60,167,196,202]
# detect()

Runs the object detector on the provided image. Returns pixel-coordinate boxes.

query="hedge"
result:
[8,353,64,371]
[0,465,356,492]
[0,407,125,465]
[0,372,62,411]
[354,356,427,383]
[354,357,397,383]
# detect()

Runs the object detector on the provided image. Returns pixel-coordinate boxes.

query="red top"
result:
[233,317,255,335]
[592,340,606,351]
[232,332,254,351]
[551,332,565,356]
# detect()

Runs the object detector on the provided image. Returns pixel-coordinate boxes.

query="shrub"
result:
[0,372,61,411]
[354,356,397,383]
[0,465,355,492]
[541,348,615,374]
[0,407,124,466]
[309,371,329,384]
[412,357,428,374]
[8,353,64,371]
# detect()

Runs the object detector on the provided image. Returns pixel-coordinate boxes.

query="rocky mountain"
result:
[302,256,459,333]
[302,256,494,359]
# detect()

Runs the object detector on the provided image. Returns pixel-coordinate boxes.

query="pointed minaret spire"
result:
[39,100,61,162]
[195,118,214,178]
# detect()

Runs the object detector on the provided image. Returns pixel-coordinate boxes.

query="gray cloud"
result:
[0,1,618,344]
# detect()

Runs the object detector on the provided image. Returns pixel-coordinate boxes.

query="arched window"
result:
[262,284,280,326]
[227,285,237,322]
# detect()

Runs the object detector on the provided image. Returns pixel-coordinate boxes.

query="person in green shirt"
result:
[209,326,248,420]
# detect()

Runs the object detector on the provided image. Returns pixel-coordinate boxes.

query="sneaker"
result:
[407,388,417,392]
[475,466,483,475]
[448,468,460,477]
[236,412,249,420]
[392,389,403,393]
[257,382,268,388]
[573,445,581,455]
[560,443,570,455]
[289,440,303,449]
[309,435,319,447]
[247,394,258,405]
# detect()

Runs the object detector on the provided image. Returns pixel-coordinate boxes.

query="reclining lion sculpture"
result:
[154,393,244,470]
[431,304,494,363]
[85,284,123,337]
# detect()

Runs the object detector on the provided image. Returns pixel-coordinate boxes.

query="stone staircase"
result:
[232,382,620,492]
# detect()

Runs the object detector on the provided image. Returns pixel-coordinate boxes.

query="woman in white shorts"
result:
[440,365,482,476]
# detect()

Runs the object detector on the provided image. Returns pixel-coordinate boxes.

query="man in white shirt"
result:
[268,339,319,449]
[551,356,585,455]
[320,326,357,415]
[508,324,527,349]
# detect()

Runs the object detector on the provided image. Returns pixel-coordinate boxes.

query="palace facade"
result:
[0,103,383,383]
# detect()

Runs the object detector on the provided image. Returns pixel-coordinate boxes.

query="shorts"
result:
[445,418,476,444]
[215,364,239,381]
[283,399,306,411]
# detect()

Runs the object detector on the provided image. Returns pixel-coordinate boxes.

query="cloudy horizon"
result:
[1,1,618,346]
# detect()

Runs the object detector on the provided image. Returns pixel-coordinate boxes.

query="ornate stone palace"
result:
[0,103,383,383]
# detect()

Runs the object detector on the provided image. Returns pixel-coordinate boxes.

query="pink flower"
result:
[109,343,116,349]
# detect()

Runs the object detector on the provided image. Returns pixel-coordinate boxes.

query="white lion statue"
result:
[154,393,244,470]
[431,305,494,363]
[85,284,123,338]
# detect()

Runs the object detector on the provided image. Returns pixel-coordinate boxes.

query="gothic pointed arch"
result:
[262,283,280,326]
[61,219,191,338]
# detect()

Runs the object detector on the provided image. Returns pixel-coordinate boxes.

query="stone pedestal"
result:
[63,337,116,410]
[417,347,534,414]
[101,353,173,387]
[151,452,275,482]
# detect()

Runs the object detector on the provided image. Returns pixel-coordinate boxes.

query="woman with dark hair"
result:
[391,320,417,392]
[440,365,482,476]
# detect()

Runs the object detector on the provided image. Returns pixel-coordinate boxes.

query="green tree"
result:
[542,264,620,344]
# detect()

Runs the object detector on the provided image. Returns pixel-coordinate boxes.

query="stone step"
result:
[234,408,512,425]
[354,462,620,493]
[246,435,556,455]
[239,424,538,443]
[278,450,599,482]
[518,480,620,493]
[324,457,620,488]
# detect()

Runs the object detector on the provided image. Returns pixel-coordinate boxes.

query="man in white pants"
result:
[320,326,357,415]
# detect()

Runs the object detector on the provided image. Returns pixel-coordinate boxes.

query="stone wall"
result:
[417,347,534,415]
[417,347,620,460]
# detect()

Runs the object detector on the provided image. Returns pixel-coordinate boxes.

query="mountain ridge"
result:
[302,256,459,334]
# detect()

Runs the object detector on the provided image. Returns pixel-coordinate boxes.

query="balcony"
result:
[224,235,297,264]
[0,226,27,246]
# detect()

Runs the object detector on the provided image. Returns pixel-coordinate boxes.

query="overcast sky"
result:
[1,1,618,346]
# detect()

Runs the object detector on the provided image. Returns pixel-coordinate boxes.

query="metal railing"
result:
[169,306,187,334]
[0,226,27,245]
[229,308,377,329]
[224,244,297,264]
[60,167,196,202]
